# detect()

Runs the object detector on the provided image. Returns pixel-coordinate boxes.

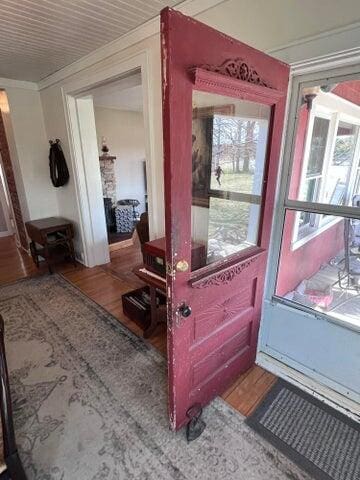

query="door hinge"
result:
[186,403,206,442]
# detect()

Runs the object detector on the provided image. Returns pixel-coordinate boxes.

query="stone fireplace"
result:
[99,154,117,205]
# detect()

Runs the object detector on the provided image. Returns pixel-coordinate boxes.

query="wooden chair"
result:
[136,212,149,245]
[0,315,27,480]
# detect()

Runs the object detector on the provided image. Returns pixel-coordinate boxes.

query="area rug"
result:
[0,274,311,480]
[247,380,360,480]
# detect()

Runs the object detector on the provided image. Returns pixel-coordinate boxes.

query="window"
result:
[298,116,330,239]
[354,157,360,198]
[324,121,357,205]
[275,78,360,330]
[292,93,360,247]
[191,90,270,270]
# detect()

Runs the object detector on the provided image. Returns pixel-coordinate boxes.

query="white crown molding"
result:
[267,21,360,67]
[38,0,226,91]
[0,77,38,91]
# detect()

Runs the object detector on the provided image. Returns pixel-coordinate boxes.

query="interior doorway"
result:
[71,69,151,267]
[89,71,149,252]
[0,159,12,238]
[64,51,159,269]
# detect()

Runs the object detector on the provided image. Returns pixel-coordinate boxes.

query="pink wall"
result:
[332,81,360,106]
[277,211,344,296]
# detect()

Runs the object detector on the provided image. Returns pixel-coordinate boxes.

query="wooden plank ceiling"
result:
[0,0,180,82]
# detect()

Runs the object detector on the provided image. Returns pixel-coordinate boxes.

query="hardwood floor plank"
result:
[224,366,276,416]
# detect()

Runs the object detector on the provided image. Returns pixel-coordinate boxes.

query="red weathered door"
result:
[161,8,289,430]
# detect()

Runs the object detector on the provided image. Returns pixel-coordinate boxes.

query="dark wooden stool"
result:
[25,217,76,274]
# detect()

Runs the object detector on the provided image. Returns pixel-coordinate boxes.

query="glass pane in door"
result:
[276,209,360,329]
[191,90,270,270]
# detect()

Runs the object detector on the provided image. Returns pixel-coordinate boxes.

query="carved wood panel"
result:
[191,324,252,391]
[199,58,270,88]
[193,279,257,342]
[192,257,258,289]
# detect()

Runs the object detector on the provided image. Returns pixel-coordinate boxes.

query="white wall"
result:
[40,33,163,260]
[40,86,84,255]
[94,107,147,213]
[2,87,58,222]
[201,0,360,54]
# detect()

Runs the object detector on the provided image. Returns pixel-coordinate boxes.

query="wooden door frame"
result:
[0,166,12,237]
[0,112,26,248]
[63,51,160,267]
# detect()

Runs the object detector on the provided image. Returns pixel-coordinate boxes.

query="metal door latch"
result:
[186,403,206,442]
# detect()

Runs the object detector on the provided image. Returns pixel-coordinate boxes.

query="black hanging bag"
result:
[49,139,70,187]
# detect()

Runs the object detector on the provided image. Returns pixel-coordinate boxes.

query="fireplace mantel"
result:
[99,154,116,162]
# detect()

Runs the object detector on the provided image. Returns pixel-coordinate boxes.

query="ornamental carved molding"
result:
[192,257,257,289]
[199,58,270,88]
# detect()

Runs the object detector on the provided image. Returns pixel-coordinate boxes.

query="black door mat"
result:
[246,379,360,480]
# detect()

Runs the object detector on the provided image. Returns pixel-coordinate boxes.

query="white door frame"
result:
[0,156,13,238]
[257,47,360,422]
[62,50,159,267]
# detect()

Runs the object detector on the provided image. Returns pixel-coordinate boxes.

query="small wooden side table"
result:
[132,265,166,338]
[25,217,76,273]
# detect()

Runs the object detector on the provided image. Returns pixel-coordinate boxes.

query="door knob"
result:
[179,303,192,318]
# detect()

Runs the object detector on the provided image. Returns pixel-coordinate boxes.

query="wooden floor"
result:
[0,234,276,416]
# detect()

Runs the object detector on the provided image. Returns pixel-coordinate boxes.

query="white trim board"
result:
[268,21,360,66]
[38,0,226,90]
[62,50,160,267]
[0,77,38,91]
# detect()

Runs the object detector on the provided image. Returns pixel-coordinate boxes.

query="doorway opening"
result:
[0,159,13,238]
[0,91,26,249]
[71,69,152,284]
[88,71,148,253]
[275,79,360,329]
[259,67,360,421]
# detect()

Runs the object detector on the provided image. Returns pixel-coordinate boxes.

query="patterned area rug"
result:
[247,380,360,480]
[0,274,311,480]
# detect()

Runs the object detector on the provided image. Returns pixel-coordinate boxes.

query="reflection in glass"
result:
[306,116,329,177]
[277,209,360,328]
[324,122,357,205]
[191,90,270,270]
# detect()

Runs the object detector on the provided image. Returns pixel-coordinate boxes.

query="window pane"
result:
[289,81,360,207]
[355,170,360,196]
[307,117,329,176]
[191,90,270,270]
[276,209,360,328]
[209,115,268,195]
[323,122,357,205]
[302,177,320,203]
